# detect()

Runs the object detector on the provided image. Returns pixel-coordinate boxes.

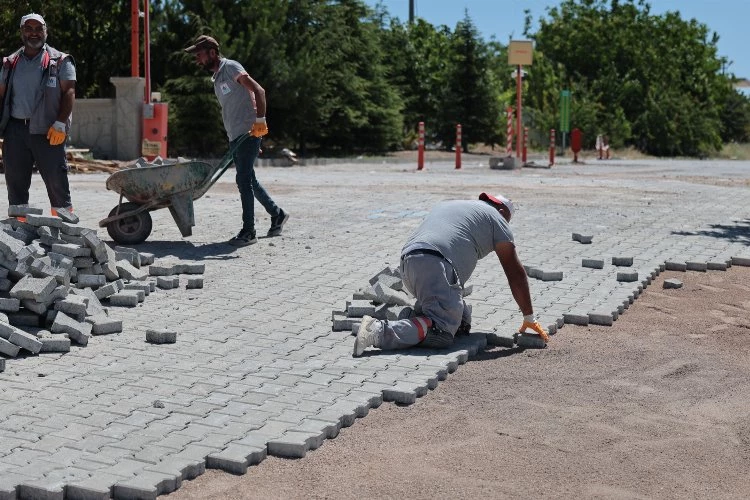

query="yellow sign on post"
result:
[508,40,533,66]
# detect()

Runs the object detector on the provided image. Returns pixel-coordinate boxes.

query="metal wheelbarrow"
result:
[98,135,248,244]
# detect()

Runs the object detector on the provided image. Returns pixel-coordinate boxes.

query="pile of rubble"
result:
[0,206,203,373]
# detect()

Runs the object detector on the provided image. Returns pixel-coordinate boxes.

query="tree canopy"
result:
[0,0,747,157]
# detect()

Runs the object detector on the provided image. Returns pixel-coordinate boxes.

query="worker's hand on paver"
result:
[47,121,67,146]
[519,314,549,343]
[250,117,269,137]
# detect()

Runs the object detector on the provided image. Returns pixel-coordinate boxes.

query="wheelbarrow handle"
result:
[204,134,252,190]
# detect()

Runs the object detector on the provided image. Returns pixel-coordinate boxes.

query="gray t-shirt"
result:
[212,58,256,141]
[402,200,514,284]
[0,48,76,119]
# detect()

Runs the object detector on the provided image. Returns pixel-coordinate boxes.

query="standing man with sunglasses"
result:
[0,13,76,218]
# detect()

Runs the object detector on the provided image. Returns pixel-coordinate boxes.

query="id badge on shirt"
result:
[220,82,231,95]
[47,76,57,88]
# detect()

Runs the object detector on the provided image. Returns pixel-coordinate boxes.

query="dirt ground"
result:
[168,267,750,500]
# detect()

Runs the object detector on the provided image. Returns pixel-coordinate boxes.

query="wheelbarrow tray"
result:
[105,160,214,207]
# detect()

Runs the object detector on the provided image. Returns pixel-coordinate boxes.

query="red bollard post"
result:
[417,121,425,170]
[549,129,556,167]
[506,107,513,156]
[455,124,462,169]
[522,126,528,164]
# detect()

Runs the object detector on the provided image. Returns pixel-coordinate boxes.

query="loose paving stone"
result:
[146,329,177,344]
[572,232,593,244]
[664,278,683,289]
[516,332,547,349]
[156,276,180,290]
[612,256,634,266]
[582,258,605,269]
[186,277,204,289]
[617,271,639,282]
[665,260,687,271]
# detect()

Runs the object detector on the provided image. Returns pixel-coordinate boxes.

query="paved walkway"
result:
[1,156,749,499]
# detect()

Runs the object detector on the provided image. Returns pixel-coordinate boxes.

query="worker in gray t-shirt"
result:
[0,13,76,215]
[354,193,549,356]
[184,35,288,247]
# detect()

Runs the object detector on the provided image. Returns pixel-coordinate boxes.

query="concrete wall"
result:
[69,77,144,161]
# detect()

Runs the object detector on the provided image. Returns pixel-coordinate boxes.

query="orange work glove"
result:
[47,121,67,146]
[519,314,549,343]
[250,117,269,137]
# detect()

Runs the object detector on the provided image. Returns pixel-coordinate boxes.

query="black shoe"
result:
[267,209,289,237]
[228,229,257,247]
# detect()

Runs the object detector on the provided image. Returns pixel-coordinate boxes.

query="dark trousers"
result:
[231,134,279,232]
[2,118,72,209]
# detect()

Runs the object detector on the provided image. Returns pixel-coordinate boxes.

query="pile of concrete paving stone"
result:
[0,206,204,373]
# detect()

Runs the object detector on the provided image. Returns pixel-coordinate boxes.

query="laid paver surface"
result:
[1,156,749,499]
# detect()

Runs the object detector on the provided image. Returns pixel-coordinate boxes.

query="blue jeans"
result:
[231,134,280,232]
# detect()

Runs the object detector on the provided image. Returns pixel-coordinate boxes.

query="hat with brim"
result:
[20,13,45,27]
[479,192,515,220]
[184,35,219,53]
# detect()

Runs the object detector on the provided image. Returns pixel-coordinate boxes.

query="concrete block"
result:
[156,275,180,290]
[186,277,203,289]
[663,278,683,289]
[524,266,540,279]
[0,277,12,292]
[0,228,25,257]
[59,221,87,236]
[540,270,564,281]
[81,230,109,263]
[116,259,148,280]
[0,322,43,353]
[10,275,57,301]
[94,281,119,300]
[353,285,378,301]
[486,331,515,347]
[665,260,687,271]
[146,328,177,344]
[7,310,42,327]
[86,315,123,335]
[373,281,412,306]
[50,242,91,258]
[706,261,728,271]
[25,213,63,228]
[108,290,140,307]
[0,357,4,371]
[72,256,95,268]
[685,261,707,272]
[572,233,593,244]
[139,252,155,265]
[54,295,89,317]
[332,314,359,332]
[149,263,177,276]
[0,336,21,357]
[39,333,71,353]
[0,297,20,312]
[582,258,604,269]
[54,207,79,224]
[179,263,205,274]
[20,298,49,315]
[115,248,141,268]
[8,204,43,217]
[612,256,633,267]
[347,300,376,318]
[731,256,750,267]
[563,311,589,326]
[76,274,106,288]
[515,332,547,348]
[386,305,413,321]
[489,156,521,170]
[51,311,92,345]
[617,271,639,282]
[72,287,107,316]
[48,252,75,270]
[588,311,614,326]
[124,281,151,296]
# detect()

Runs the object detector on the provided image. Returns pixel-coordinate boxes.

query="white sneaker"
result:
[353,315,382,357]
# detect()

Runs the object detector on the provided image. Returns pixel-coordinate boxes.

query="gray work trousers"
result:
[378,252,470,350]
[2,118,72,209]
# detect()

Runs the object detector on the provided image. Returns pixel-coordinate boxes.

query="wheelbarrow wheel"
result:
[106,202,153,245]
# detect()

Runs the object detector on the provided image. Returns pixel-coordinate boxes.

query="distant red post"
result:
[417,121,425,170]
[506,107,513,156]
[455,124,462,169]
[571,128,582,163]
[549,129,556,167]
[522,126,528,163]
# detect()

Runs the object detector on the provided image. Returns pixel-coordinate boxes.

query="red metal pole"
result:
[417,121,425,170]
[522,126,528,163]
[143,0,151,103]
[455,124,462,169]
[131,0,139,77]
[549,129,556,167]
[506,107,513,156]
[515,64,523,159]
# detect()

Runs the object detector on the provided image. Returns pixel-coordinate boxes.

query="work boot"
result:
[228,228,257,247]
[353,315,383,357]
[420,324,455,348]
[267,209,289,237]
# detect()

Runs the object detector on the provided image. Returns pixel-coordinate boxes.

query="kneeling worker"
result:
[354,193,548,356]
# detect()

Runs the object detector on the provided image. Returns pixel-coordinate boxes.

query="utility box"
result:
[142,102,168,160]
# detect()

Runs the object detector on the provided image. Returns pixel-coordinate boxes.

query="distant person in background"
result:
[0,13,76,217]
[185,35,288,247]
[596,134,610,160]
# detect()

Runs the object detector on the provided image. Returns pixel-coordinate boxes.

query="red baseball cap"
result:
[479,192,515,221]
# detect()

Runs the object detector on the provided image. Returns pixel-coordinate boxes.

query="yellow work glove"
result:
[250,117,269,137]
[47,121,67,146]
[519,314,549,343]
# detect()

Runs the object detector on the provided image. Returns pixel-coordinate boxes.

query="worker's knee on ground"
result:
[419,325,455,348]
